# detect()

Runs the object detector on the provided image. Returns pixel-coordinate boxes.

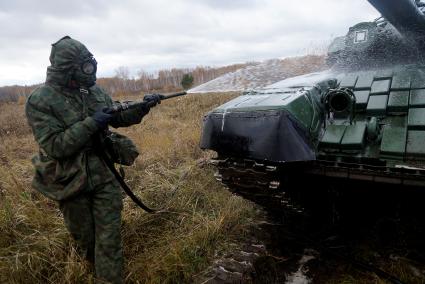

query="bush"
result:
[181,74,194,90]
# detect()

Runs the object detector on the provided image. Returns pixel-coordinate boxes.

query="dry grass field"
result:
[0,93,259,283]
[1,90,423,284]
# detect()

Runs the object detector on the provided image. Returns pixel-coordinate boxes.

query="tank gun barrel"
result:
[367,0,425,38]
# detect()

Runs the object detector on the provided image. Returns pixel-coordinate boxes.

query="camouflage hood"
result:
[46,36,96,87]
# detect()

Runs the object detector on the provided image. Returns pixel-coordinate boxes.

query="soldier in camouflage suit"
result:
[25,36,158,283]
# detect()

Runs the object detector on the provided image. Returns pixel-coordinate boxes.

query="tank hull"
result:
[201,65,425,219]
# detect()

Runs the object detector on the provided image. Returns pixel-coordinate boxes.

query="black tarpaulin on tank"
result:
[200,110,316,162]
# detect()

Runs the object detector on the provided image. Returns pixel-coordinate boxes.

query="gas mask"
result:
[47,36,100,88]
[73,56,97,88]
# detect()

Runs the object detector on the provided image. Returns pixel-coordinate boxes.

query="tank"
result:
[200,0,425,221]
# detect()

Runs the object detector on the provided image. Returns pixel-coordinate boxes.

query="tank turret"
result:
[368,0,425,40]
[327,0,425,68]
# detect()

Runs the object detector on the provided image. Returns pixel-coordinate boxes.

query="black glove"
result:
[92,108,112,129]
[143,94,165,107]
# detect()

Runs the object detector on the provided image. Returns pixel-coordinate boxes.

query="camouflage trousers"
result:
[60,181,123,284]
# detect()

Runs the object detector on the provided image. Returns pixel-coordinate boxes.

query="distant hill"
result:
[189,55,327,93]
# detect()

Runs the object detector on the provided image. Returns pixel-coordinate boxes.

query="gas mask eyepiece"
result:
[81,56,97,75]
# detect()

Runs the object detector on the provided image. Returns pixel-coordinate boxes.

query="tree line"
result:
[0,63,248,103]
[0,85,36,103]
[97,63,248,95]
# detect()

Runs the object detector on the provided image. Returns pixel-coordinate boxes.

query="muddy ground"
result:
[196,202,425,284]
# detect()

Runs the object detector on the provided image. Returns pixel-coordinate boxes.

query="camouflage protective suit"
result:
[25,37,144,283]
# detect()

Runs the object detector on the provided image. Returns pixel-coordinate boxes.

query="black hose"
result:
[101,150,156,213]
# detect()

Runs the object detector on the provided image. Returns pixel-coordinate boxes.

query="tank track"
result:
[211,157,307,215]
[210,156,425,225]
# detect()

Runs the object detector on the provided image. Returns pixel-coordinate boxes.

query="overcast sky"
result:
[0,0,379,86]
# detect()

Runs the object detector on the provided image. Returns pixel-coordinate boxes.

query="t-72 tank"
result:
[200,0,425,221]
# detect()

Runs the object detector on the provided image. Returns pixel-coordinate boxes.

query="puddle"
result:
[285,249,317,284]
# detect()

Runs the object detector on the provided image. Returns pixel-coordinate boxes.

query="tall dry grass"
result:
[0,93,259,283]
